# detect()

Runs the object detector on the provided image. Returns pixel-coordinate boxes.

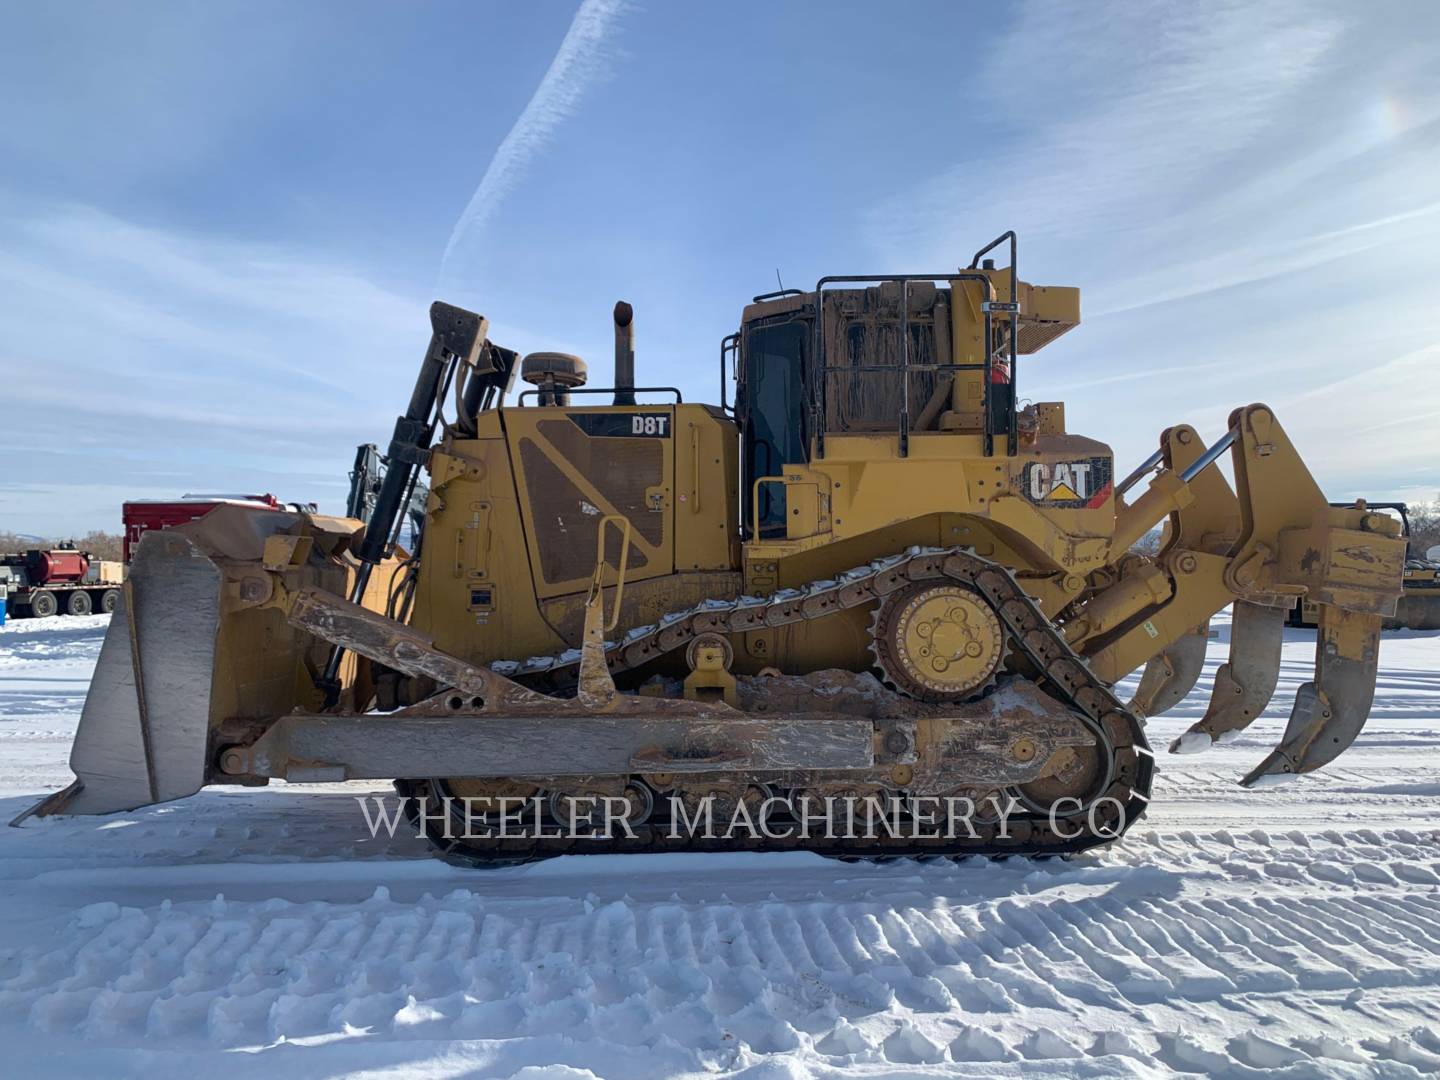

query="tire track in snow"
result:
[11,833,1438,1076]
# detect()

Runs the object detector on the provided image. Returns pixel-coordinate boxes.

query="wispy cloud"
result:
[861,0,1440,497]
[0,195,575,535]
[0,199,432,533]
[1087,200,1440,319]
[866,3,1340,258]
[1041,359,1235,395]
[439,0,629,287]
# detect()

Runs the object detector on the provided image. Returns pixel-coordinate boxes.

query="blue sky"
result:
[3,1,1438,535]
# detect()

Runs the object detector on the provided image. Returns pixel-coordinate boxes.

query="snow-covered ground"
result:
[2,612,1438,1078]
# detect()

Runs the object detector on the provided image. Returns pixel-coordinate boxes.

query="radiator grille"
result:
[519,422,663,587]
[1015,318,1077,354]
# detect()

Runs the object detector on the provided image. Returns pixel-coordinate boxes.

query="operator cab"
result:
[729,232,1080,536]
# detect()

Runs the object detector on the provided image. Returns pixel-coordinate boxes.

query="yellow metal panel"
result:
[1277,525,1407,616]
[503,405,676,600]
[411,431,567,668]
[1024,283,1080,325]
[786,483,820,538]
[775,430,1115,575]
[1036,402,1065,435]
[672,406,739,571]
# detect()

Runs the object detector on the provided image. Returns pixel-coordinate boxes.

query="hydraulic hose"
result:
[318,303,488,702]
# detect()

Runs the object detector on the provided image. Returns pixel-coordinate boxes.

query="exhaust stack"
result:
[613,300,636,406]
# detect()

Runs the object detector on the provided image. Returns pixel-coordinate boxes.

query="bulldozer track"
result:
[398,546,1155,866]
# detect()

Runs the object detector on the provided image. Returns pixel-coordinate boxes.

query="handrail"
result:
[967,231,1020,456]
[515,385,683,405]
[589,514,633,632]
[719,332,739,414]
[690,424,702,514]
[810,272,995,460]
[968,230,1017,274]
[1329,501,1411,540]
[751,475,787,539]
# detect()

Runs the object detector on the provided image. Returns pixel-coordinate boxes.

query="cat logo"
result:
[1022,456,1113,509]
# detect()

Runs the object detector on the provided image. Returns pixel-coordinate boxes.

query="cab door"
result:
[740,320,809,536]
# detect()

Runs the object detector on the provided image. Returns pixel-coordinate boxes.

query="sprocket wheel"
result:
[870,582,1007,702]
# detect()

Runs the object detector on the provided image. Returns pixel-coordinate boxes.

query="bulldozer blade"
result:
[14,532,223,821]
[1240,606,1382,787]
[13,504,368,826]
[1169,601,1286,755]
[1129,623,1208,719]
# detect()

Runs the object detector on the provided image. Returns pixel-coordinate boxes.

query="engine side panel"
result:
[414,404,739,669]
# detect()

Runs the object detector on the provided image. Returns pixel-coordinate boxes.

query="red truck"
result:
[121,493,288,561]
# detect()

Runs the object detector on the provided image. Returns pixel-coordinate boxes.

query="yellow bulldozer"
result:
[20,232,1407,865]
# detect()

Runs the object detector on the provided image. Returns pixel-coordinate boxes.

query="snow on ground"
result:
[1,611,1439,1078]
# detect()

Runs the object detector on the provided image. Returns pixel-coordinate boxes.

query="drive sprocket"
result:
[870,582,1008,702]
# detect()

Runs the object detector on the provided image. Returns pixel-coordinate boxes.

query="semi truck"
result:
[0,546,125,618]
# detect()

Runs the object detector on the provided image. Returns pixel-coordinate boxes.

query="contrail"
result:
[440,0,628,282]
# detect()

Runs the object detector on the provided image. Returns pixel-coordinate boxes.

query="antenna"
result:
[775,268,785,292]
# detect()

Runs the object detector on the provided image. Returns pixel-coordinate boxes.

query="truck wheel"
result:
[30,590,58,618]
[67,590,93,616]
[100,589,120,614]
